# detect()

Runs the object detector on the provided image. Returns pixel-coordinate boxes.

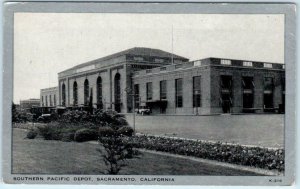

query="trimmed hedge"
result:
[98,126,114,137]
[37,125,62,140]
[61,132,75,142]
[74,128,98,142]
[125,135,284,171]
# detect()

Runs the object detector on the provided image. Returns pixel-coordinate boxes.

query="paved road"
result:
[125,114,284,148]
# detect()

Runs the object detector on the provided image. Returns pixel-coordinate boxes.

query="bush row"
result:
[25,110,131,142]
[58,109,128,126]
[33,122,133,142]
[125,135,284,171]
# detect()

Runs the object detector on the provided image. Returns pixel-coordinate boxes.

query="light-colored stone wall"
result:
[40,87,59,107]
[134,59,285,115]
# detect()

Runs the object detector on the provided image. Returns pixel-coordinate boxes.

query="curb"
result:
[138,149,282,176]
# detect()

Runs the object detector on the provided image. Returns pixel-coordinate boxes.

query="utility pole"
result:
[171,24,174,65]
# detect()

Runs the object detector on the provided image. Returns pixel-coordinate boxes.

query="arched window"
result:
[84,79,89,105]
[73,81,78,106]
[49,95,52,106]
[53,94,56,106]
[97,76,103,109]
[62,83,66,106]
[114,73,121,112]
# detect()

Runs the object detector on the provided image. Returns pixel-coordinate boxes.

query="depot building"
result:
[41,47,285,115]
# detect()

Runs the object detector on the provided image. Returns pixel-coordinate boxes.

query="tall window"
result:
[134,84,140,108]
[42,96,44,106]
[242,77,254,108]
[193,76,201,107]
[53,94,56,106]
[264,77,274,109]
[114,73,121,112]
[220,75,233,113]
[97,77,103,109]
[146,82,152,100]
[84,79,89,105]
[282,77,285,105]
[45,96,48,107]
[160,80,167,100]
[61,83,66,106]
[73,81,78,106]
[175,78,183,107]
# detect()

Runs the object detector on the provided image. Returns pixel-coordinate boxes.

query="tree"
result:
[98,124,138,175]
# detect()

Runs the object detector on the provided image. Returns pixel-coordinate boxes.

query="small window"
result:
[174,59,183,64]
[221,59,231,65]
[282,64,285,69]
[194,60,202,66]
[175,64,182,69]
[243,61,253,67]
[155,58,164,63]
[134,57,144,61]
[264,63,272,68]
[160,67,167,71]
[146,69,152,73]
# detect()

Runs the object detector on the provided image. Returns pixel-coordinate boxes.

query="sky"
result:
[13,13,284,103]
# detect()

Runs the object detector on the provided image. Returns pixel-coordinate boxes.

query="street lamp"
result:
[125,87,137,135]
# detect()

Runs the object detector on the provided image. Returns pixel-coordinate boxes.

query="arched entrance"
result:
[73,81,78,106]
[114,73,121,112]
[61,83,66,106]
[84,79,89,105]
[97,76,103,109]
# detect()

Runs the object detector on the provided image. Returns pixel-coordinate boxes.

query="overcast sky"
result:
[14,13,284,103]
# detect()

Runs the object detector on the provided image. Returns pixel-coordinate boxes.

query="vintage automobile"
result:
[37,113,52,123]
[135,106,151,115]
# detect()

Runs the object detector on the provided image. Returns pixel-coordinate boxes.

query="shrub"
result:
[37,125,62,140]
[117,126,134,136]
[26,129,38,139]
[61,132,75,142]
[74,128,98,142]
[98,126,114,137]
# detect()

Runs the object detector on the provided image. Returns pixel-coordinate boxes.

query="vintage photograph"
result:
[2,2,296,186]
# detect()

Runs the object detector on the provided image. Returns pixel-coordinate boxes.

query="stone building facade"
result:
[20,98,40,111]
[42,47,285,115]
[133,57,285,114]
[57,47,188,113]
[40,87,59,107]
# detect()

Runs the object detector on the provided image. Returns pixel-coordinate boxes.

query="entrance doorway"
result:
[220,75,233,113]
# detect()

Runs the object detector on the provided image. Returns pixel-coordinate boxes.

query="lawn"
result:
[13,128,263,175]
[125,114,284,148]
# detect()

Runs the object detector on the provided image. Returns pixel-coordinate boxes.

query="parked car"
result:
[135,106,151,115]
[37,114,52,123]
